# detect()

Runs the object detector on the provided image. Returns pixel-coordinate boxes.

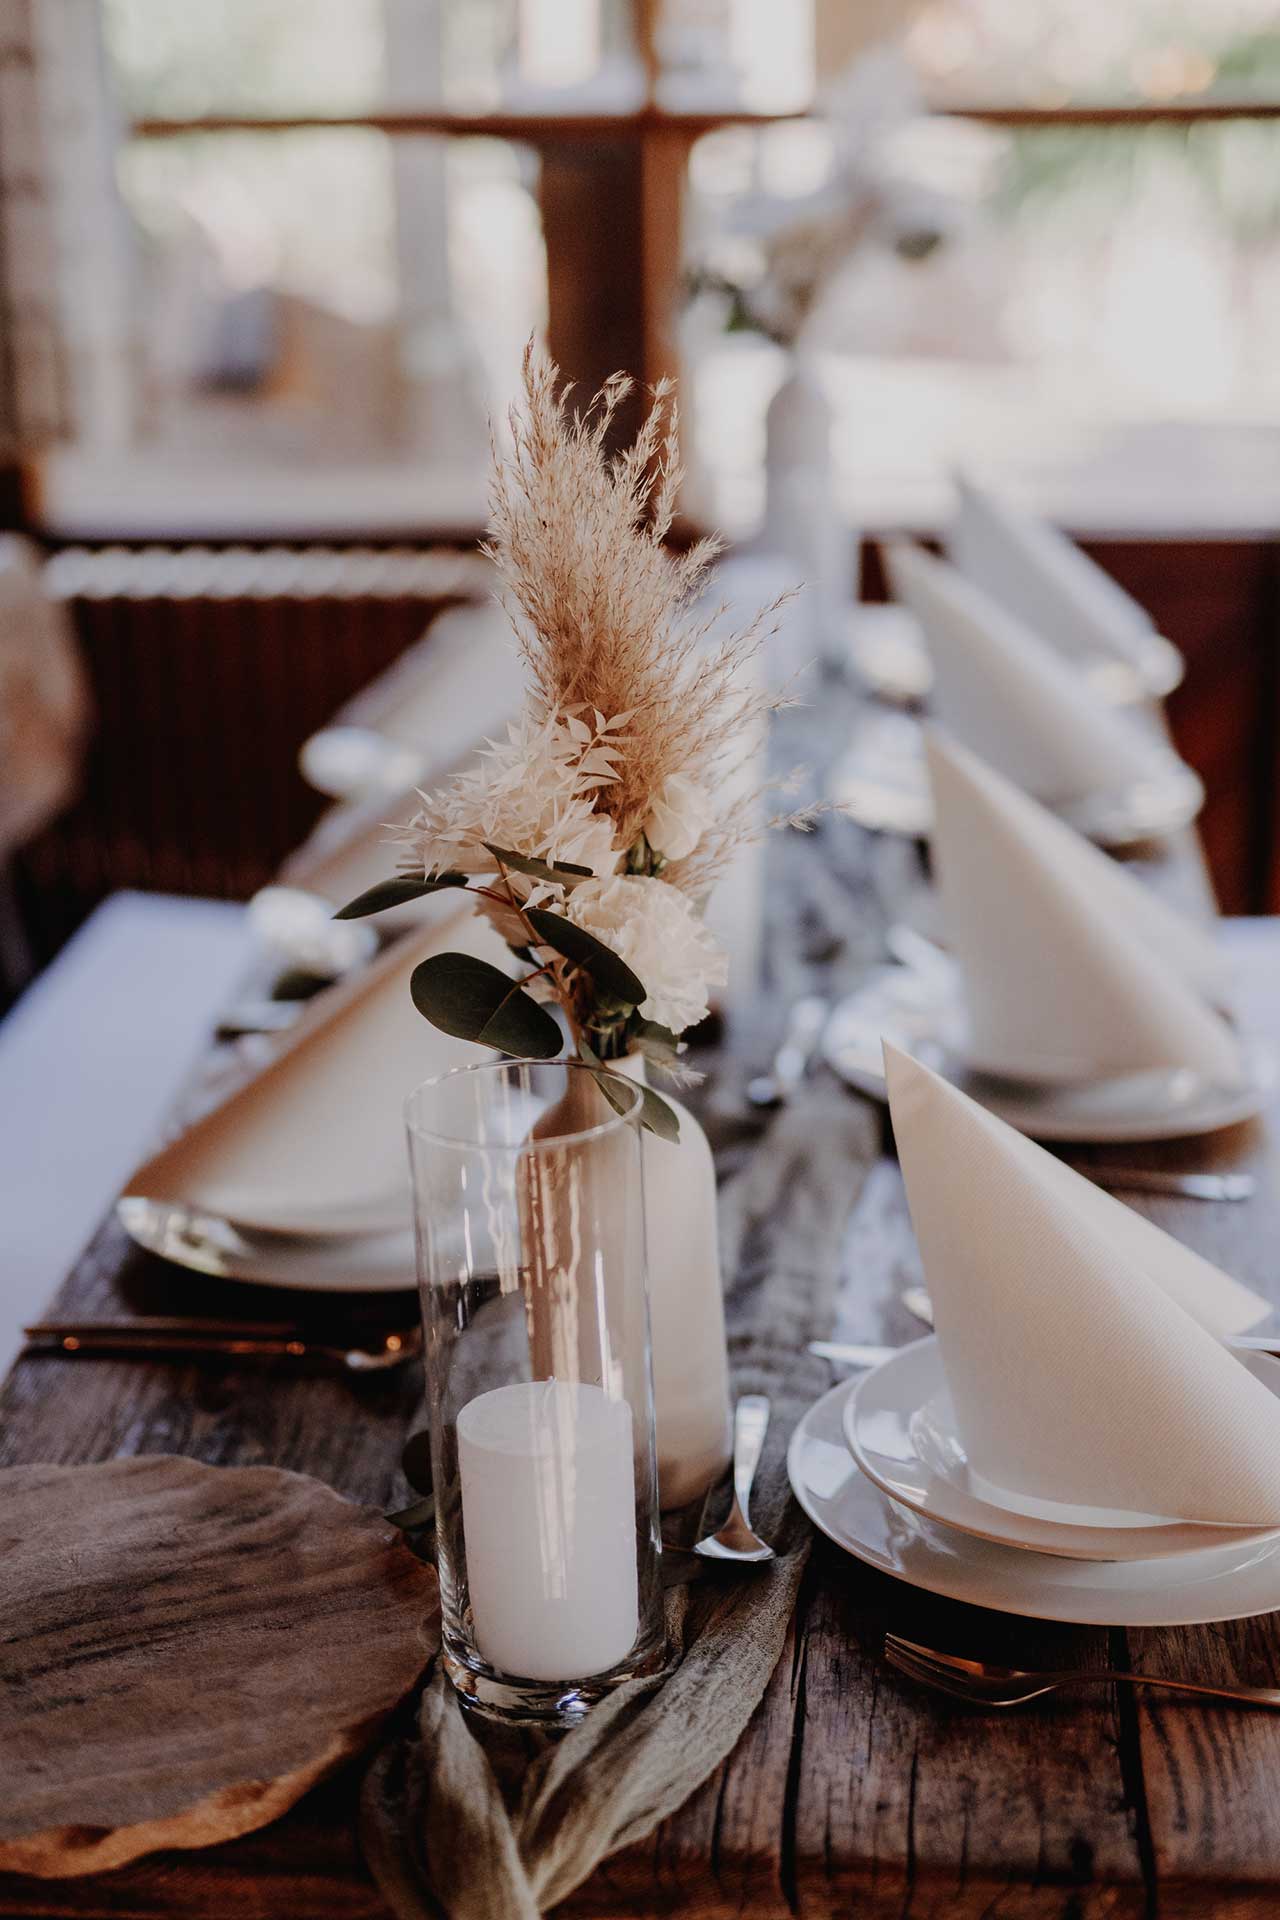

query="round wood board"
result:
[0,1455,438,1878]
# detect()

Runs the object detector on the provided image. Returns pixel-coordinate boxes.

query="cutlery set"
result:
[883,1635,1280,1712]
[22,1316,420,1372]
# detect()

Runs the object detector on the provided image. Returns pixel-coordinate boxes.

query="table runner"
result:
[360,1080,880,1919]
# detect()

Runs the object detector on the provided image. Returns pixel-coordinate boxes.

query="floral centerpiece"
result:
[338,344,812,1137]
[685,49,952,354]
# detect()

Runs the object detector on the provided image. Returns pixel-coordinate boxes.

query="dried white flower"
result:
[644,772,716,862]
[395,707,621,891]
[564,874,727,1036]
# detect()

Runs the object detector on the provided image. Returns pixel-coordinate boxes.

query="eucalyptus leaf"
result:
[525,908,645,1006]
[578,1042,629,1123]
[577,1040,681,1144]
[634,1081,681,1144]
[401,1429,434,1496]
[334,872,468,920]
[270,968,335,1003]
[482,843,593,888]
[386,1493,435,1534]
[410,951,562,1059]
[632,1018,681,1065]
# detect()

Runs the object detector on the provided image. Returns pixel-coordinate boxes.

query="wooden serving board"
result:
[0,1455,437,1879]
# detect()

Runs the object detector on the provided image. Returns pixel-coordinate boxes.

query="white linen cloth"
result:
[0,893,250,1373]
[124,898,508,1236]
[926,730,1242,1085]
[885,1042,1280,1526]
[885,542,1172,807]
[948,470,1160,670]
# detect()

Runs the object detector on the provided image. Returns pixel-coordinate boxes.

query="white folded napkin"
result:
[926,729,1241,1086]
[949,471,1157,670]
[886,542,1172,808]
[884,1042,1280,1526]
[124,899,510,1236]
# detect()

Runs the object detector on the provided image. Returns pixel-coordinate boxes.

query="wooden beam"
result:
[129,99,1280,142]
[130,107,801,141]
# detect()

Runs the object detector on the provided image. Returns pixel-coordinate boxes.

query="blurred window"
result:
[89,1,549,504]
[26,0,1280,534]
[906,0,1280,107]
[679,0,1280,531]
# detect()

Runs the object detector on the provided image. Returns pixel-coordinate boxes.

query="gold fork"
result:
[884,1634,1280,1710]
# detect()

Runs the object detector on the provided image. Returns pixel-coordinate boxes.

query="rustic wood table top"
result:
[4,677,1279,1920]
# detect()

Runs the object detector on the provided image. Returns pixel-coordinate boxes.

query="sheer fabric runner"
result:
[361,1085,879,1918]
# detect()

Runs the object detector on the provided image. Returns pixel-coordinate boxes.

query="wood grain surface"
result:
[0,1456,437,1880]
[4,675,1280,1917]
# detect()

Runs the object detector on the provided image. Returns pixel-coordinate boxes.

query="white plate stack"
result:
[790,1045,1280,1625]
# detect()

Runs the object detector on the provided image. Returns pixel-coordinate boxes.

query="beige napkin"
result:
[949,471,1159,671]
[885,1042,1280,1525]
[926,729,1241,1086]
[886,542,1171,807]
[124,899,510,1236]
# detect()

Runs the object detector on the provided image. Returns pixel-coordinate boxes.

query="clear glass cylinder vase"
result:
[406,1060,665,1727]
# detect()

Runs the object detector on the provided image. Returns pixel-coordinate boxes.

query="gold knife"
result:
[22,1317,420,1371]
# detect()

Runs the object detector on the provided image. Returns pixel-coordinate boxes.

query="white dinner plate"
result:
[828,707,1203,847]
[821,975,1275,1142]
[843,1336,1280,1561]
[117,1195,417,1293]
[788,1377,1280,1626]
[847,608,1183,710]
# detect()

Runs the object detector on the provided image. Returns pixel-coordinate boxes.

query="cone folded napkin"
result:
[124,899,510,1236]
[885,1042,1280,1526]
[926,729,1241,1086]
[949,471,1158,671]
[885,542,1172,808]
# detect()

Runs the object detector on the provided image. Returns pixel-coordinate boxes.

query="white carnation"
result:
[564,874,727,1035]
[396,708,621,886]
[644,773,715,862]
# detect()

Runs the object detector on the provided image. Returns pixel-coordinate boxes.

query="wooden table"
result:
[5,693,1280,1917]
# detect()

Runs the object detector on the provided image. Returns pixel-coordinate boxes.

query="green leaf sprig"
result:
[335,852,681,1141]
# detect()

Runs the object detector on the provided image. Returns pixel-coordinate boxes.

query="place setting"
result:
[791,1043,1280,1634]
[111,892,516,1304]
[832,531,1202,846]
[847,470,1185,709]
[824,727,1274,1143]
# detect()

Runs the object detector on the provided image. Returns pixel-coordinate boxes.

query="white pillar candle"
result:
[457,1380,639,1682]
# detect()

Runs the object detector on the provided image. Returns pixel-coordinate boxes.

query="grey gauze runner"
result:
[360,1081,880,1919]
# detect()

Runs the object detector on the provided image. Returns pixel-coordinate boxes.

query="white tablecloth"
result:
[0,892,249,1372]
